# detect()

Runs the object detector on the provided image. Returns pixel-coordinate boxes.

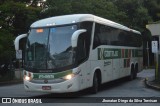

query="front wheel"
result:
[91,73,99,94]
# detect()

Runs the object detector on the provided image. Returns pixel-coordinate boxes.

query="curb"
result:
[144,78,160,91]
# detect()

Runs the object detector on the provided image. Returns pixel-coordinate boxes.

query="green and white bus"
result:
[15,14,143,93]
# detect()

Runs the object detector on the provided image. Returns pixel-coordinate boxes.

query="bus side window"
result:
[79,21,93,56]
[93,34,100,49]
[93,23,101,49]
[77,34,87,63]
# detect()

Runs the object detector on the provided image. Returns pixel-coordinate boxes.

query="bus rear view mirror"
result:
[14,34,27,59]
[71,29,86,47]
[15,34,27,50]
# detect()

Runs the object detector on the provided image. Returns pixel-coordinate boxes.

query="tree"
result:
[143,0,160,22]
[0,29,15,65]
[0,0,41,65]
[0,0,41,36]
[114,0,152,31]
[41,0,127,24]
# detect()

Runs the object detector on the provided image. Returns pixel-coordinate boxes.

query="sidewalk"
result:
[144,69,160,90]
[0,79,22,86]
[0,68,23,86]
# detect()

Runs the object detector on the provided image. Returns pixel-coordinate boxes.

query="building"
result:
[146,22,160,81]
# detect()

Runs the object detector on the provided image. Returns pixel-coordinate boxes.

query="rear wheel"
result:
[133,66,138,79]
[129,67,134,80]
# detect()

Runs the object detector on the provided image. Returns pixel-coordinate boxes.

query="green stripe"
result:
[124,59,130,68]
[33,70,72,79]
[125,49,128,58]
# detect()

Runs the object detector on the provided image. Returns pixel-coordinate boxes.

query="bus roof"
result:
[31,14,141,34]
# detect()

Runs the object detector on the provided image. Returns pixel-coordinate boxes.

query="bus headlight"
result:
[24,72,32,81]
[24,76,31,81]
[63,74,75,80]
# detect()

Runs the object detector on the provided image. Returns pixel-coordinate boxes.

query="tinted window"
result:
[77,35,86,63]
[47,25,77,69]
[25,28,49,69]
[93,23,142,49]
[25,25,78,70]
[79,21,93,57]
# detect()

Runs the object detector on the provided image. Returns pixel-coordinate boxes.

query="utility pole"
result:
[147,41,150,68]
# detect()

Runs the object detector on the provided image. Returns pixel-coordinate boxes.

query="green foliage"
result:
[144,0,160,22]
[41,0,128,25]
[114,0,152,31]
[0,0,41,64]
[0,29,15,64]
[0,0,41,35]
[42,0,155,31]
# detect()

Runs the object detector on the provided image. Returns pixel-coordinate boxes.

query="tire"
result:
[129,67,134,80]
[91,73,99,94]
[133,66,138,79]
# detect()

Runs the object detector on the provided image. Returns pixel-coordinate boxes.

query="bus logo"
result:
[98,48,121,60]
[44,79,48,83]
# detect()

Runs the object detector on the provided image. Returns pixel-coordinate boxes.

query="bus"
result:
[14,14,143,93]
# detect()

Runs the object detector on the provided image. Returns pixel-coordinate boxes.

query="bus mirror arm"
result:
[14,34,27,50]
[71,29,87,47]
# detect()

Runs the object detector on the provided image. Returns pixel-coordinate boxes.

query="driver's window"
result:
[77,35,86,63]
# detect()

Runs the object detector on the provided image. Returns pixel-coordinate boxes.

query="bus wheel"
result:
[91,72,98,94]
[129,67,134,80]
[134,66,138,79]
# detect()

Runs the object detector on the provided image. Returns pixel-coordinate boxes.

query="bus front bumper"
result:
[24,77,80,93]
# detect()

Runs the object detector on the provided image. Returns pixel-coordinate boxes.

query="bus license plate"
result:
[42,86,51,90]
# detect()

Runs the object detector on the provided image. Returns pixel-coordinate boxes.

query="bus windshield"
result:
[25,25,77,71]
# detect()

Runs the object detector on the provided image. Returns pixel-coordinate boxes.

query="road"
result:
[0,69,160,106]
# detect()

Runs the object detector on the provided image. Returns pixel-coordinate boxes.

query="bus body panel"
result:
[90,45,143,83]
